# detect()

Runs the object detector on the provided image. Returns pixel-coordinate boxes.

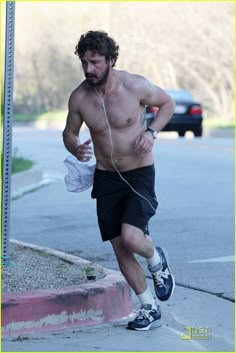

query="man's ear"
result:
[109,57,114,66]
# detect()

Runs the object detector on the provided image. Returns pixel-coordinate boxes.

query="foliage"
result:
[2,2,234,121]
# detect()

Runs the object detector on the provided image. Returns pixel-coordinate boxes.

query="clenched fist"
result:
[75,138,93,162]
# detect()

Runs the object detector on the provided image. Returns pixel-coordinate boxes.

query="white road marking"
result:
[188,255,234,263]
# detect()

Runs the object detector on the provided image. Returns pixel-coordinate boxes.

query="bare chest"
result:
[80,91,146,132]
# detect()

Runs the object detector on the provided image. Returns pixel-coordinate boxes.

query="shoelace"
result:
[152,270,169,288]
[135,309,151,321]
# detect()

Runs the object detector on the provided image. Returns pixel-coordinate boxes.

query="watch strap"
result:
[146,127,157,139]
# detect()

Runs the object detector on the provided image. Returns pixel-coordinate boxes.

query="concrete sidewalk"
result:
[2,276,235,352]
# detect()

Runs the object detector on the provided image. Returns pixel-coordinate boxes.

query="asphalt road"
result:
[10,126,234,301]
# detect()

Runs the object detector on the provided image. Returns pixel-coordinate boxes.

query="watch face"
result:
[147,128,157,138]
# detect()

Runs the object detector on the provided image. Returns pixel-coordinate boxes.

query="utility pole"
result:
[1,1,15,266]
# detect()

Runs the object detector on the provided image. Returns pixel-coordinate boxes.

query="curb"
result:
[11,167,51,200]
[2,240,133,337]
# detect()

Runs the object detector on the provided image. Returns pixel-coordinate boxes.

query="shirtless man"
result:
[63,31,176,331]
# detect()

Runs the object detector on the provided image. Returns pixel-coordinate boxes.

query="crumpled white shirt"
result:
[64,155,96,192]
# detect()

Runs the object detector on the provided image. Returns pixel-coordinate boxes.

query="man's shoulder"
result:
[70,81,88,102]
[117,70,144,82]
[71,80,87,95]
[117,70,149,93]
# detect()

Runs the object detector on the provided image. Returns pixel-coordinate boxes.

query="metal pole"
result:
[1,1,15,266]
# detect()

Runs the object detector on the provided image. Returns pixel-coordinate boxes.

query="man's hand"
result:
[134,131,154,155]
[75,138,93,162]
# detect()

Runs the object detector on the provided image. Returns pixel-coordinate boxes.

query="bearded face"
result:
[85,64,110,87]
[81,50,111,87]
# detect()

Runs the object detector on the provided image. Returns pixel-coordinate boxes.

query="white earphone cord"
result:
[95,88,157,213]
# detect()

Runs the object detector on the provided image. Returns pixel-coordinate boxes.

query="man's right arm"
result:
[62,92,93,162]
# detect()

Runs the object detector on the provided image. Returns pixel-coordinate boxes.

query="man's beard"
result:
[86,65,110,87]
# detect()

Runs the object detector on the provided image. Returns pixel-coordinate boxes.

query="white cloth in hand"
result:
[64,155,95,192]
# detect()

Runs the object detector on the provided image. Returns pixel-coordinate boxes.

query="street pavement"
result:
[2,126,235,351]
[2,283,234,352]
[9,126,235,299]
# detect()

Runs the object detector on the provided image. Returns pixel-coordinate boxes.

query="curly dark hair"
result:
[75,31,119,67]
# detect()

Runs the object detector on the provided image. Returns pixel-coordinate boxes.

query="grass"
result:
[12,157,34,175]
[11,148,34,175]
[14,111,234,130]
[203,118,234,129]
[13,113,39,123]
[14,111,67,123]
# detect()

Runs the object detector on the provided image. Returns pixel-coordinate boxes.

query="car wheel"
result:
[194,127,202,137]
[178,131,185,137]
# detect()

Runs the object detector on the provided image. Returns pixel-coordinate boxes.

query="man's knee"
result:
[110,236,134,268]
[121,223,144,251]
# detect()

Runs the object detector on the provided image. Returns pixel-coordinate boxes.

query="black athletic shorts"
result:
[91,164,158,242]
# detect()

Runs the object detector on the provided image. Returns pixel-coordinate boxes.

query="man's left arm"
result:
[134,78,175,155]
[141,81,176,134]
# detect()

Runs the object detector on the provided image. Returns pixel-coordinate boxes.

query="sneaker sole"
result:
[155,247,175,301]
[127,318,162,331]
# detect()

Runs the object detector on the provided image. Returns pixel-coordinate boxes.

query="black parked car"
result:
[146,89,203,137]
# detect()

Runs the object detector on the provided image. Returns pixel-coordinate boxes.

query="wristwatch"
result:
[146,127,158,139]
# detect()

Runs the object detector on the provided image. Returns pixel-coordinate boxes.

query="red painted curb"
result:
[2,271,133,337]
